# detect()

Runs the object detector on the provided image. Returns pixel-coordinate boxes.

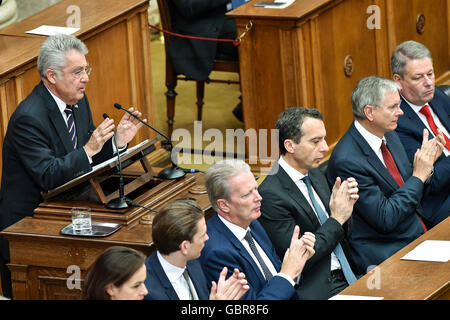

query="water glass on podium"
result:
[71,207,92,234]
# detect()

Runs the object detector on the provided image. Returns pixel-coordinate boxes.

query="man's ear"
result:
[179,240,189,255]
[284,139,295,154]
[364,105,375,122]
[45,68,58,84]
[217,199,229,213]
[392,74,403,88]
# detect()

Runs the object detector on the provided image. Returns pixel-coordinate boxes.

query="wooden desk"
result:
[1,170,211,300]
[339,217,450,300]
[0,0,154,173]
[229,0,450,155]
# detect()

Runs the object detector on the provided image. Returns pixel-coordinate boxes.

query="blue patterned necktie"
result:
[64,105,77,149]
[302,176,357,285]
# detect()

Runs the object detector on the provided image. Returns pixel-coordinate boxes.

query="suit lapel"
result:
[429,95,450,133]
[213,215,267,283]
[349,123,400,190]
[37,82,77,153]
[71,103,88,149]
[276,164,322,228]
[309,169,332,214]
[249,221,281,271]
[400,98,427,137]
[149,253,180,300]
[384,132,409,183]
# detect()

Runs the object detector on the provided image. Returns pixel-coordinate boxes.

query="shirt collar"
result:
[278,156,306,183]
[354,120,385,152]
[44,84,67,114]
[156,251,186,282]
[218,214,249,242]
[401,94,428,113]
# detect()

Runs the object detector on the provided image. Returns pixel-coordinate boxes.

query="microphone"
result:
[113,103,186,180]
[103,113,129,209]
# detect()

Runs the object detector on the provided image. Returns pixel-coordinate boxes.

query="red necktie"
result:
[380,141,404,187]
[419,104,450,150]
[380,141,427,232]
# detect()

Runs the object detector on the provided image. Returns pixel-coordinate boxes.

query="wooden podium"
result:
[1,141,212,300]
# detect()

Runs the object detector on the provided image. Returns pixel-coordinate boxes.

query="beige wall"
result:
[0,0,18,29]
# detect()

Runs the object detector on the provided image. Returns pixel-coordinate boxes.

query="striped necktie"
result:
[64,105,77,149]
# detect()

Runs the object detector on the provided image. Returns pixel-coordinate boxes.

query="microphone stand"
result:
[114,103,186,180]
[104,113,130,209]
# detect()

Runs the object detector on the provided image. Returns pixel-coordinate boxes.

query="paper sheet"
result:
[261,0,295,9]
[329,295,384,300]
[26,25,80,36]
[400,240,450,262]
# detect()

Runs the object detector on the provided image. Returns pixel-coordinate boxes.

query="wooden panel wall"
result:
[232,0,450,158]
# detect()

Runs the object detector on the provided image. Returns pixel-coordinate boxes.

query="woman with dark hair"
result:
[83,246,148,300]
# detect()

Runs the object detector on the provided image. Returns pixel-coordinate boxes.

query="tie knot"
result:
[380,140,387,150]
[65,105,73,114]
[302,175,311,187]
[244,230,253,242]
[419,104,431,115]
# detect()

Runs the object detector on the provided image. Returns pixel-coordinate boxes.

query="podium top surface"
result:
[227,0,332,20]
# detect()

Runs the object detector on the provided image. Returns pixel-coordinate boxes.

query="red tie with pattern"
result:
[380,141,427,232]
[419,104,450,150]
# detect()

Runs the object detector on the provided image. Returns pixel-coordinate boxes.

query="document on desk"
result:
[26,25,80,36]
[255,0,295,9]
[329,295,383,300]
[401,240,450,262]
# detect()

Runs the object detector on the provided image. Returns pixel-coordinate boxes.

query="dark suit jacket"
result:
[167,0,236,81]
[144,251,210,300]
[326,123,424,274]
[200,214,296,300]
[0,81,113,232]
[395,86,450,226]
[258,163,355,300]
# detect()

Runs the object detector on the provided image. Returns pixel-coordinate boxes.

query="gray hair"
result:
[391,40,432,77]
[37,34,88,79]
[205,159,251,212]
[276,107,323,155]
[351,76,400,120]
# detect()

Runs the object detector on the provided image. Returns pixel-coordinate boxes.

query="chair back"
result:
[156,0,172,51]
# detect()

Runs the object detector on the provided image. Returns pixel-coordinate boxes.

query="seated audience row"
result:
[83,40,448,300]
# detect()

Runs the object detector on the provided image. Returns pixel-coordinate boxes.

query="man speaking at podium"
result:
[0,34,144,298]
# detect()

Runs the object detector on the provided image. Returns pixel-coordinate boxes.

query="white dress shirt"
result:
[402,97,450,156]
[354,120,387,165]
[278,156,341,271]
[156,251,198,300]
[218,215,295,286]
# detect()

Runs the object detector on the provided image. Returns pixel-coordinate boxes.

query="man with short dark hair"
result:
[258,107,360,300]
[392,40,450,227]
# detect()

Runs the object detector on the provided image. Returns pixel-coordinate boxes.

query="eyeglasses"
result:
[71,66,92,79]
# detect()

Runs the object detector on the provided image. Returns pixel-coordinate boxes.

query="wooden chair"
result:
[156,0,240,138]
